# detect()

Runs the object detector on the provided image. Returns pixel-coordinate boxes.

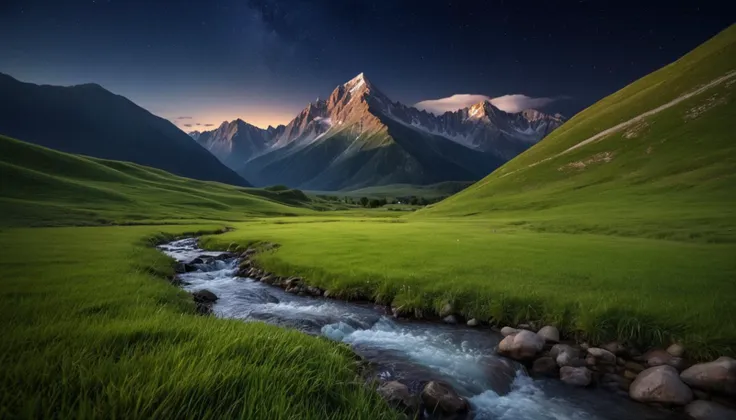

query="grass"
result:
[0,134,357,227]
[422,24,736,245]
[307,181,474,200]
[0,225,398,419]
[202,218,736,360]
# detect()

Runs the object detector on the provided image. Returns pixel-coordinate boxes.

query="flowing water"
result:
[158,238,684,420]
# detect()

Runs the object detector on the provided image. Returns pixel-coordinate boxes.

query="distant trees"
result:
[359,197,369,207]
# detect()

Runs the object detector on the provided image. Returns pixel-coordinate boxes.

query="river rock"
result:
[602,341,627,356]
[629,365,693,405]
[421,381,469,417]
[466,318,479,327]
[305,286,323,296]
[213,252,233,261]
[192,289,218,303]
[439,303,454,318]
[560,366,592,387]
[645,349,674,367]
[550,344,584,367]
[500,326,519,337]
[587,347,617,365]
[377,381,418,415]
[284,277,302,288]
[625,361,646,373]
[537,326,560,343]
[601,373,632,391]
[533,357,559,377]
[685,400,736,420]
[681,357,736,397]
[443,315,458,324]
[667,343,685,357]
[497,330,545,361]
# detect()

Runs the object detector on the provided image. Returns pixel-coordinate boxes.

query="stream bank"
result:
[157,238,706,419]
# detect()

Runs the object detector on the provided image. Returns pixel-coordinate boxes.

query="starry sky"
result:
[1,0,734,130]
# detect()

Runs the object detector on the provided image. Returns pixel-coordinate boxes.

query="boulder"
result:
[560,366,592,387]
[443,315,458,324]
[681,357,736,397]
[532,357,559,377]
[500,326,519,337]
[587,347,617,365]
[466,318,479,327]
[629,365,693,405]
[550,344,584,367]
[537,326,560,343]
[497,330,545,361]
[421,381,469,417]
[192,289,218,303]
[685,400,736,420]
[377,381,418,415]
[667,343,685,357]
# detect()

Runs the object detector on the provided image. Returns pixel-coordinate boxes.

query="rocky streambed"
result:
[158,238,735,420]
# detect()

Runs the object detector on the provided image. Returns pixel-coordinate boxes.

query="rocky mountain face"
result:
[0,73,250,187]
[192,73,565,190]
[192,119,285,170]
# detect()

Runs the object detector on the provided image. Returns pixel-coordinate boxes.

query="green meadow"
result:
[0,225,398,419]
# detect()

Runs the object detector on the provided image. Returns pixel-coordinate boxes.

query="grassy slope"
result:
[200,26,736,359]
[0,225,397,419]
[308,181,474,199]
[0,135,356,226]
[421,24,736,243]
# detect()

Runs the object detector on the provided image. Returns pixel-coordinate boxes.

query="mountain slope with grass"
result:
[420,24,736,245]
[0,135,331,226]
[0,73,250,187]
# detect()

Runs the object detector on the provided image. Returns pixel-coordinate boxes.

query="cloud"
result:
[203,124,215,127]
[183,123,193,127]
[488,95,564,113]
[415,94,567,115]
[414,94,491,115]
[175,116,193,120]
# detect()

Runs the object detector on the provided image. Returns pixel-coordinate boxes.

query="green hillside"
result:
[420,25,736,245]
[0,135,346,226]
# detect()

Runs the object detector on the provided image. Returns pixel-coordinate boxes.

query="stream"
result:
[158,238,684,420]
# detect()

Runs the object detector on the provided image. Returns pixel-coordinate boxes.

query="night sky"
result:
[1,0,734,129]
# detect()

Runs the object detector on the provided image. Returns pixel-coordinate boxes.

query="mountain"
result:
[420,24,736,242]
[0,73,250,187]
[192,73,564,190]
[190,120,285,170]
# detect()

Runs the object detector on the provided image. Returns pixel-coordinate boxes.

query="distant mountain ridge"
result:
[192,73,564,190]
[0,73,250,187]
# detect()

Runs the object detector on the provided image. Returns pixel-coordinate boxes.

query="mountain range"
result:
[192,73,565,190]
[0,73,249,187]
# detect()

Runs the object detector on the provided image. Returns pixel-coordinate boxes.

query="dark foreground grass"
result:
[0,225,398,419]
[204,218,736,360]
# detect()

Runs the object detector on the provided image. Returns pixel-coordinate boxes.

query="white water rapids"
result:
[158,238,683,420]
